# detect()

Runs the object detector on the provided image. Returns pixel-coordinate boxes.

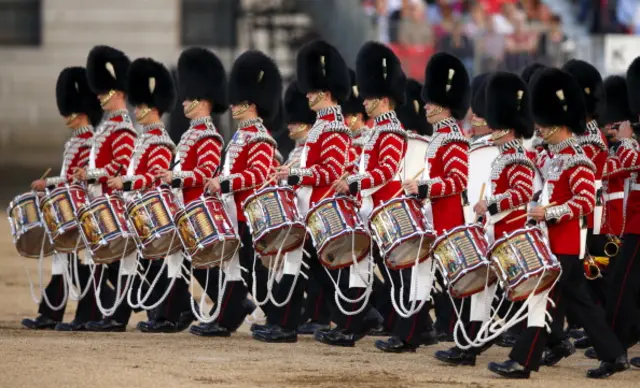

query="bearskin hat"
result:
[421,52,470,120]
[396,79,431,136]
[355,41,406,105]
[86,45,130,94]
[284,81,316,125]
[470,73,491,119]
[520,62,546,85]
[177,47,228,114]
[626,56,640,117]
[485,72,534,139]
[342,69,367,118]
[296,40,351,102]
[127,58,176,115]
[600,75,635,125]
[562,59,605,120]
[228,50,282,121]
[530,68,587,135]
[56,67,102,121]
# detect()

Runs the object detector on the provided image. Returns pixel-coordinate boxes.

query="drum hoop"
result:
[506,265,561,302]
[316,228,371,267]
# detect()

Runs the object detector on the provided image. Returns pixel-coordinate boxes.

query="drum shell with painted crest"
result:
[432,224,495,298]
[305,196,370,269]
[7,192,54,258]
[174,196,240,269]
[40,184,89,253]
[487,226,560,301]
[368,196,436,270]
[77,194,136,265]
[242,186,306,255]
[126,186,181,258]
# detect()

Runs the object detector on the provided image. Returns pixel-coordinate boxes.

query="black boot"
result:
[252,324,297,343]
[139,319,179,333]
[314,328,357,347]
[420,329,439,346]
[565,325,585,339]
[189,322,231,337]
[367,324,391,337]
[434,347,476,366]
[375,337,418,353]
[630,357,640,368]
[21,315,58,330]
[542,339,575,366]
[488,360,531,379]
[495,331,518,348]
[586,355,629,378]
[250,322,268,333]
[436,330,454,342]
[55,320,89,332]
[85,319,127,332]
[297,321,331,335]
[584,347,598,360]
[573,336,591,349]
[175,310,195,332]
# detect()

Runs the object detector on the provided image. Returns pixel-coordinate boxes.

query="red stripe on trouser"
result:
[312,289,323,321]
[164,283,175,318]
[406,313,418,342]
[525,329,541,367]
[218,283,235,321]
[611,238,640,329]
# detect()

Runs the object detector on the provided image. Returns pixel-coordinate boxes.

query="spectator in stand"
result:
[539,14,568,67]
[503,12,538,71]
[464,2,489,36]
[437,20,475,74]
[477,15,506,72]
[374,0,404,43]
[398,0,435,46]
[430,0,460,38]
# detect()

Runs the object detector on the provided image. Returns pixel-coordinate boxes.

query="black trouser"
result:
[300,276,331,325]
[38,254,102,323]
[433,271,457,335]
[605,233,640,348]
[509,255,624,371]
[129,259,184,321]
[101,261,132,324]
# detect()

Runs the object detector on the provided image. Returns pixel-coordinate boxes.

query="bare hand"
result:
[402,179,418,195]
[107,177,123,190]
[529,206,546,221]
[207,177,221,193]
[332,179,349,194]
[73,167,87,181]
[31,179,46,191]
[156,171,173,184]
[616,120,633,140]
[473,200,488,215]
[274,166,290,180]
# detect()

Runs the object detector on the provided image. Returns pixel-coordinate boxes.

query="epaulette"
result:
[377,123,408,138]
[441,131,471,147]
[148,134,177,152]
[112,123,137,136]
[564,152,596,172]
[193,128,224,145]
[470,136,494,152]
[324,121,351,134]
[502,152,535,170]
[247,131,277,147]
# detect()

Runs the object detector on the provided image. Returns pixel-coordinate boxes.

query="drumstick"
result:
[507,202,557,224]
[318,172,349,202]
[474,183,486,223]
[40,168,52,180]
[392,168,425,198]
[259,161,294,190]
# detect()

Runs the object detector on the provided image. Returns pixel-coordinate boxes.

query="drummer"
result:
[331,41,412,350]
[73,45,137,332]
[105,57,178,333]
[487,68,628,380]
[23,66,103,331]
[435,72,537,366]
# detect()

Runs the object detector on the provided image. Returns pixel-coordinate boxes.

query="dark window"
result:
[181,0,237,48]
[0,0,41,46]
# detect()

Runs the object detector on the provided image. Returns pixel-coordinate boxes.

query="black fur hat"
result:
[396,79,432,136]
[521,62,546,85]
[177,47,228,114]
[485,72,534,139]
[601,75,635,125]
[56,67,102,121]
[626,56,640,118]
[284,81,316,125]
[296,40,351,102]
[562,59,605,119]
[86,45,131,94]
[470,73,491,118]
[421,52,470,120]
[127,58,176,115]
[342,69,367,118]
[228,50,283,121]
[355,41,406,105]
[530,68,587,135]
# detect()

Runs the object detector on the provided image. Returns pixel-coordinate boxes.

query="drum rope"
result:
[92,237,135,317]
[66,239,96,301]
[23,234,68,310]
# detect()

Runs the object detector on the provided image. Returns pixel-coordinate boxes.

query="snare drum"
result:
[40,184,89,252]
[7,192,54,258]
[77,194,136,264]
[488,226,561,301]
[242,187,306,255]
[432,224,495,298]
[306,196,370,269]
[368,196,436,270]
[174,196,240,269]
[126,187,181,258]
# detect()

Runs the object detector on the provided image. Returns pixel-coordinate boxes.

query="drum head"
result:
[449,263,497,298]
[91,236,137,265]
[318,230,370,269]
[385,232,435,270]
[15,227,54,258]
[254,223,306,256]
[191,237,241,269]
[507,267,560,302]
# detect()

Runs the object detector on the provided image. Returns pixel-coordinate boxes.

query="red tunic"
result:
[418,117,469,234]
[347,112,406,206]
[616,138,640,234]
[290,106,351,208]
[122,123,175,192]
[220,118,276,222]
[172,116,223,205]
[87,110,137,195]
[486,139,536,240]
[601,154,628,236]
[45,126,94,188]
[543,138,596,255]
[577,120,608,230]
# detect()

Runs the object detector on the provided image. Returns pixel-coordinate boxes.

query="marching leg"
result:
[56,254,101,331]
[86,261,130,332]
[23,274,67,330]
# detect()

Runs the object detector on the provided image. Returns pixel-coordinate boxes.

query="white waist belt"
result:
[603,192,625,201]
[632,183,640,191]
